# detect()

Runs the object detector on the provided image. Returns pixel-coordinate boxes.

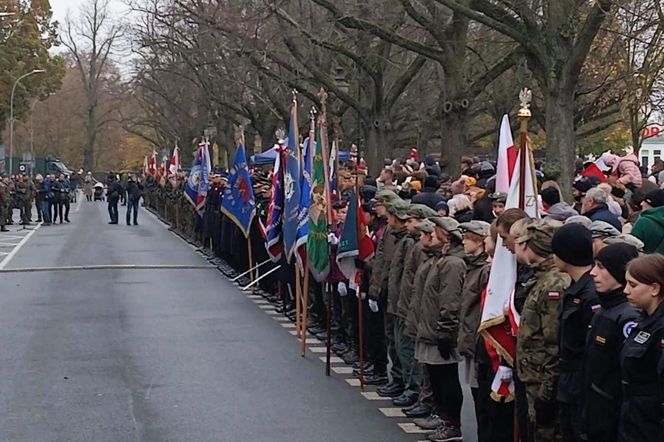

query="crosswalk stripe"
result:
[360,392,391,401]
[307,346,327,353]
[257,304,274,310]
[398,423,430,434]
[272,316,289,322]
[379,407,406,417]
[345,378,361,387]
[332,366,353,374]
[319,356,344,363]
[280,323,296,329]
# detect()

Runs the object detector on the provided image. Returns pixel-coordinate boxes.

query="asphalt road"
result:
[0,198,477,442]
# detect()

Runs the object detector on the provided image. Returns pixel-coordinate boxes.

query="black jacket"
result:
[585,204,622,231]
[583,289,639,442]
[107,181,123,202]
[558,272,600,404]
[411,188,445,210]
[126,181,144,201]
[618,300,664,442]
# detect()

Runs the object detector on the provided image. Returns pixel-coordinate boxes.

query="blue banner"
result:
[221,144,256,238]
[283,104,301,263]
[184,141,210,215]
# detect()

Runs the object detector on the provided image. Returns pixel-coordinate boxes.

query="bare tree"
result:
[61,0,123,170]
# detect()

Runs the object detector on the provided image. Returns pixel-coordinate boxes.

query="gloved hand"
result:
[437,338,453,360]
[534,397,557,426]
[328,233,339,245]
[368,299,379,313]
[337,282,348,297]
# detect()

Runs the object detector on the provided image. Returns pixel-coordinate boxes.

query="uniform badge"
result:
[572,298,581,304]
[622,321,637,339]
[591,304,601,313]
[634,331,651,344]
[595,335,606,345]
[548,292,560,301]
[660,339,664,349]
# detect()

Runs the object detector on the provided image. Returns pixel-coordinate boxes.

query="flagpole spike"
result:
[318,88,328,113]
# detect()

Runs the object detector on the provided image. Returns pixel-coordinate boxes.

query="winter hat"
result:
[423,176,439,189]
[573,179,593,194]
[644,189,664,208]
[435,201,449,214]
[594,242,639,286]
[552,223,594,266]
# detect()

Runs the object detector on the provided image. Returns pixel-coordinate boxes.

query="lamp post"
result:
[9,69,45,176]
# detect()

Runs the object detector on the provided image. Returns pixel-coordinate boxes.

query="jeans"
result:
[108,199,119,223]
[126,199,138,224]
[41,201,51,224]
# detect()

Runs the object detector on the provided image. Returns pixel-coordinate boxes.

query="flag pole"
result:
[301,107,317,357]
[354,169,365,391]
[290,91,303,340]
[517,88,532,210]
[239,126,256,292]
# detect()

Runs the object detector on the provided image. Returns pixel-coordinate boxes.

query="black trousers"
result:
[427,363,464,426]
[475,362,515,442]
[62,200,70,221]
[365,297,388,373]
[108,199,119,223]
[514,372,533,442]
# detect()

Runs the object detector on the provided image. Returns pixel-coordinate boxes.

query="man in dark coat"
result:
[411,176,445,210]
[581,187,621,231]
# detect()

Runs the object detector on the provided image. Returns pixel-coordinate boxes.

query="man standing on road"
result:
[106,174,122,224]
[125,175,143,226]
[0,177,8,232]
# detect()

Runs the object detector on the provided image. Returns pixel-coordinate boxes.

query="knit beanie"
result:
[594,242,639,286]
[551,223,594,266]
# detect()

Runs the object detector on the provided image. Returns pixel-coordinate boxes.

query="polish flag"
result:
[169,145,181,176]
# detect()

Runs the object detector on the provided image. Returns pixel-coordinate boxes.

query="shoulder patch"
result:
[591,304,601,313]
[572,298,581,304]
[623,321,637,339]
[595,335,606,345]
[634,331,651,344]
[660,339,664,349]
[548,292,561,301]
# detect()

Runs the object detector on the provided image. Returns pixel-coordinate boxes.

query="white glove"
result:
[328,233,339,245]
[368,299,379,313]
[337,282,348,296]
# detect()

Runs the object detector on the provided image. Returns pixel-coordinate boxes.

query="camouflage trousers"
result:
[524,383,561,441]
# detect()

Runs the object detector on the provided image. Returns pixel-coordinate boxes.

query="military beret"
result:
[603,234,644,252]
[386,199,410,220]
[589,220,621,239]
[459,220,491,237]
[489,192,507,203]
[375,190,400,204]
[415,219,435,234]
[407,203,437,220]
[428,216,462,241]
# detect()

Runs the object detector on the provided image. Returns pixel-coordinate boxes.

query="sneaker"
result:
[427,423,462,442]
[414,413,443,430]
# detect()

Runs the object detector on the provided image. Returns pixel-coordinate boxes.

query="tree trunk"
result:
[440,108,468,175]
[545,86,576,200]
[365,116,386,176]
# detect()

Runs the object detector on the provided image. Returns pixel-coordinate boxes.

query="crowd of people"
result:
[139,148,664,442]
[0,173,76,230]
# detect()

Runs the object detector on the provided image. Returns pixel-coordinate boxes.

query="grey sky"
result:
[50,0,127,27]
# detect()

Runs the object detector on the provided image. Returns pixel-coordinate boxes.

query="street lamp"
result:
[9,69,45,175]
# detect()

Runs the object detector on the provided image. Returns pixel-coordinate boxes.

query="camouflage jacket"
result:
[386,227,412,315]
[516,257,571,401]
[404,243,444,338]
[368,225,394,301]
[396,238,424,320]
[457,252,490,358]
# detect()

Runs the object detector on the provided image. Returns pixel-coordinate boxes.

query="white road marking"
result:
[398,423,430,434]
[257,304,274,310]
[280,323,296,329]
[308,346,327,353]
[319,356,344,363]
[345,378,361,387]
[272,316,289,322]
[379,408,406,417]
[0,223,40,270]
[332,366,354,375]
[360,392,391,401]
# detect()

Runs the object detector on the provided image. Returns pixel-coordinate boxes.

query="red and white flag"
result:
[169,145,180,176]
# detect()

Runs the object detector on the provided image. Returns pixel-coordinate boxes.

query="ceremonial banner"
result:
[307,117,331,282]
[336,189,375,290]
[295,136,313,269]
[266,145,285,262]
[283,102,301,263]
[329,140,338,199]
[184,141,211,214]
[221,144,256,238]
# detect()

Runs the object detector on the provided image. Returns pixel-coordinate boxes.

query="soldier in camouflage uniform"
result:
[514,220,571,441]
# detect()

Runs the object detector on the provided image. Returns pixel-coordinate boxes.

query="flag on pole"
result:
[183,140,211,214]
[169,144,181,176]
[307,113,331,282]
[148,149,157,175]
[329,140,338,199]
[266,144,285,262]
[143,156,149,176]
[480,116,537,400]
[221,143,256,238]
[336,189,375,290]
[295,135,313,269]
[283,100,301,263]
